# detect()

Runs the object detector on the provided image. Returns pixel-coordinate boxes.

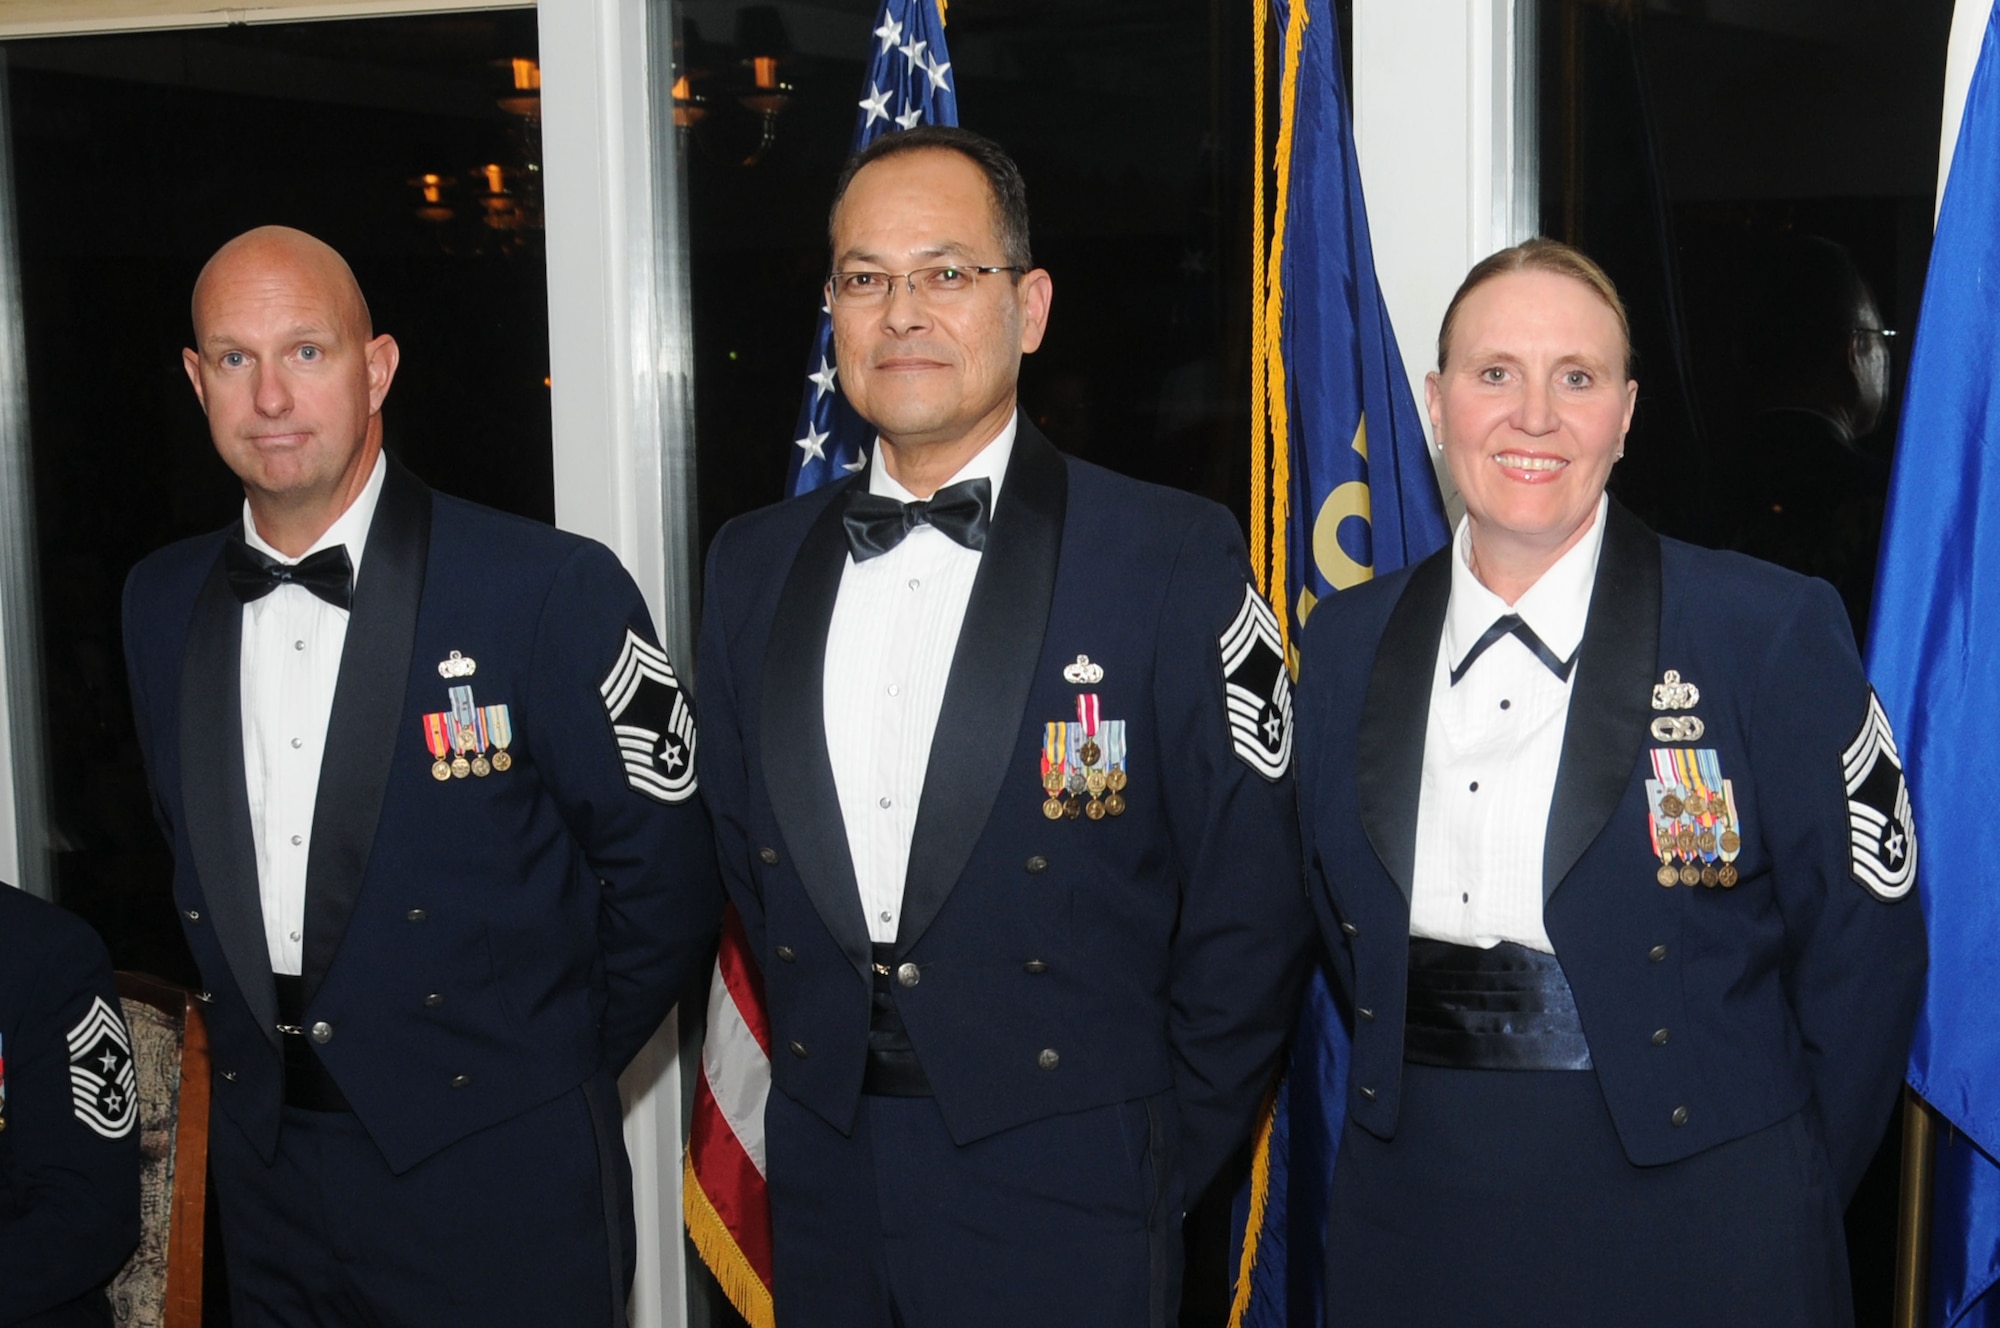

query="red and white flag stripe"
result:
[683,904,775,1327]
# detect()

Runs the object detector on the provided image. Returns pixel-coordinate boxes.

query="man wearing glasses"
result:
[697,126,1312,1325]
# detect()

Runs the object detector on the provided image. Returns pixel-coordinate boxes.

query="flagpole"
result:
[1893,1086,1938,1328]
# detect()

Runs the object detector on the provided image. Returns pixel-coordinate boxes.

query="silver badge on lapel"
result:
[66,996,136,1140]
[1063,655,1105,685]
[1841,689,1916,901]
[1649,669,1705,742]
[600,628,698,804]
[1651,714,1705,742]
[438,650,478,679]
[1220,584,1292,780]
[1652,669,1700,710]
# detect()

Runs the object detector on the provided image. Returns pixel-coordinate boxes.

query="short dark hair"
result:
[827,126,1033,270]
[1437,237,1633,378]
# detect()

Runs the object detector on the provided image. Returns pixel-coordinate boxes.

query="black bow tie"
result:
[1450,613,1576,686]
[224,538,354,611]
[843,477,993,563]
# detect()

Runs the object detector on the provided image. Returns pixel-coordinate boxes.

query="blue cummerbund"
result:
[1402,938,1593,1071]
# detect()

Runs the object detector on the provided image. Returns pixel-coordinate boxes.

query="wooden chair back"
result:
[106,973,210,1328]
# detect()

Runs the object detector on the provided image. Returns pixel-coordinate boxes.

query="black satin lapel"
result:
[897,424,1066,953]
[762,481,874,979]
[301,461,432,1002]
[179,546,279,1046]
[1358,550,1451,903]
[1543,502,1662,901]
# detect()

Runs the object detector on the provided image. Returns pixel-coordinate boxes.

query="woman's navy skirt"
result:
[1323,1061,1852,1327]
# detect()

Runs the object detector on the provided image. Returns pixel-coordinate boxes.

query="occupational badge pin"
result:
[1841,689,1916,901]
[1652,669,1700,710]
[1063,655,1105,685]
[1648,670,1705,742]
[1650,714,1706,743]
[438,650,478,679]
[600,628,698,804]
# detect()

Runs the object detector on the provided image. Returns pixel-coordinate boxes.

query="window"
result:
[1,10,552,981]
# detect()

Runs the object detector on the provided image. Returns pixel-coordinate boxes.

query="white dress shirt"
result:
[1408,493,1609,954]
[239,452,386,975]
[824,418,1016,945]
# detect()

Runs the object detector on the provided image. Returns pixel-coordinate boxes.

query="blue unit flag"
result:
[1233,1,1449,1324]
[1269,1,1450,633]
[787,0,957,497]
[1868,3,2000,1324]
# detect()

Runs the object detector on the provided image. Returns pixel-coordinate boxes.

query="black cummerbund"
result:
[272,973,353,1112]
[1403,938,1593,1071]
[862,942,934,1098]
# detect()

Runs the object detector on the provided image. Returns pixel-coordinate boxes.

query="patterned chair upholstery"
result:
[106,975,209,1328]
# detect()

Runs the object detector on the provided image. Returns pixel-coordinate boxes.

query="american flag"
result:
[682,4,957,1323]
[786,0,958,496]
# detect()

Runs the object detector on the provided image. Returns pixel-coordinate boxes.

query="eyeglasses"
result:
[826,264,1025,307]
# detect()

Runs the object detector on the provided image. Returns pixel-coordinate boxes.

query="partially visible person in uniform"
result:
[1722,234,1896,643]
[1295,238,1926,1327]
[0,884,140,1328]
[698,126,1311,1326]
[123,226,720,1325]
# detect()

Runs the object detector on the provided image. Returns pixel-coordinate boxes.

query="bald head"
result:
[192,225,373,348]
[183,226,399,556]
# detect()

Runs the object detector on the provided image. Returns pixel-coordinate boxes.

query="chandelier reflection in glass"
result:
[671,8,799,168]
[406,56,544,256]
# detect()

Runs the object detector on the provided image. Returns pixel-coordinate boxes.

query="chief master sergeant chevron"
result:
[697,126,1314,1326]
[121,225,721,1325]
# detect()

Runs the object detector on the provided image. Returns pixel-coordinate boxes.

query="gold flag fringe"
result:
[1226,1079,1282,1326]
[1232,1,1311,1321]
[683,1150,777,1328]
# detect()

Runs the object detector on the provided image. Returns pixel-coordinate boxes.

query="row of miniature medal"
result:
[1645,670,1738,888]
[1041,690,1129,821]
[1645,749,1741,888]
[422,652,514,781]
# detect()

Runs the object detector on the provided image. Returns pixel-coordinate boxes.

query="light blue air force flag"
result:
[1868,3,2000,1324]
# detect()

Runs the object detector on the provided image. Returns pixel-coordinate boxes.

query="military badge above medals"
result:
[421,651,515,781]
[1642,670,1742,889]
[1042,656,1128,822]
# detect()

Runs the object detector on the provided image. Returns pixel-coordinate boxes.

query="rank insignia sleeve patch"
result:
[67,996,136,1139]
[1842,689,1916,901]
[1219,584,1293,780]
[600,628,698,804]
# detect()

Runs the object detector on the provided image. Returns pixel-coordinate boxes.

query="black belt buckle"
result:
[861,943,934,1098]
[272,973,354,1112]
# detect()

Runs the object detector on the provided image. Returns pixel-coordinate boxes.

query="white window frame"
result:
[0,2,698,1324]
